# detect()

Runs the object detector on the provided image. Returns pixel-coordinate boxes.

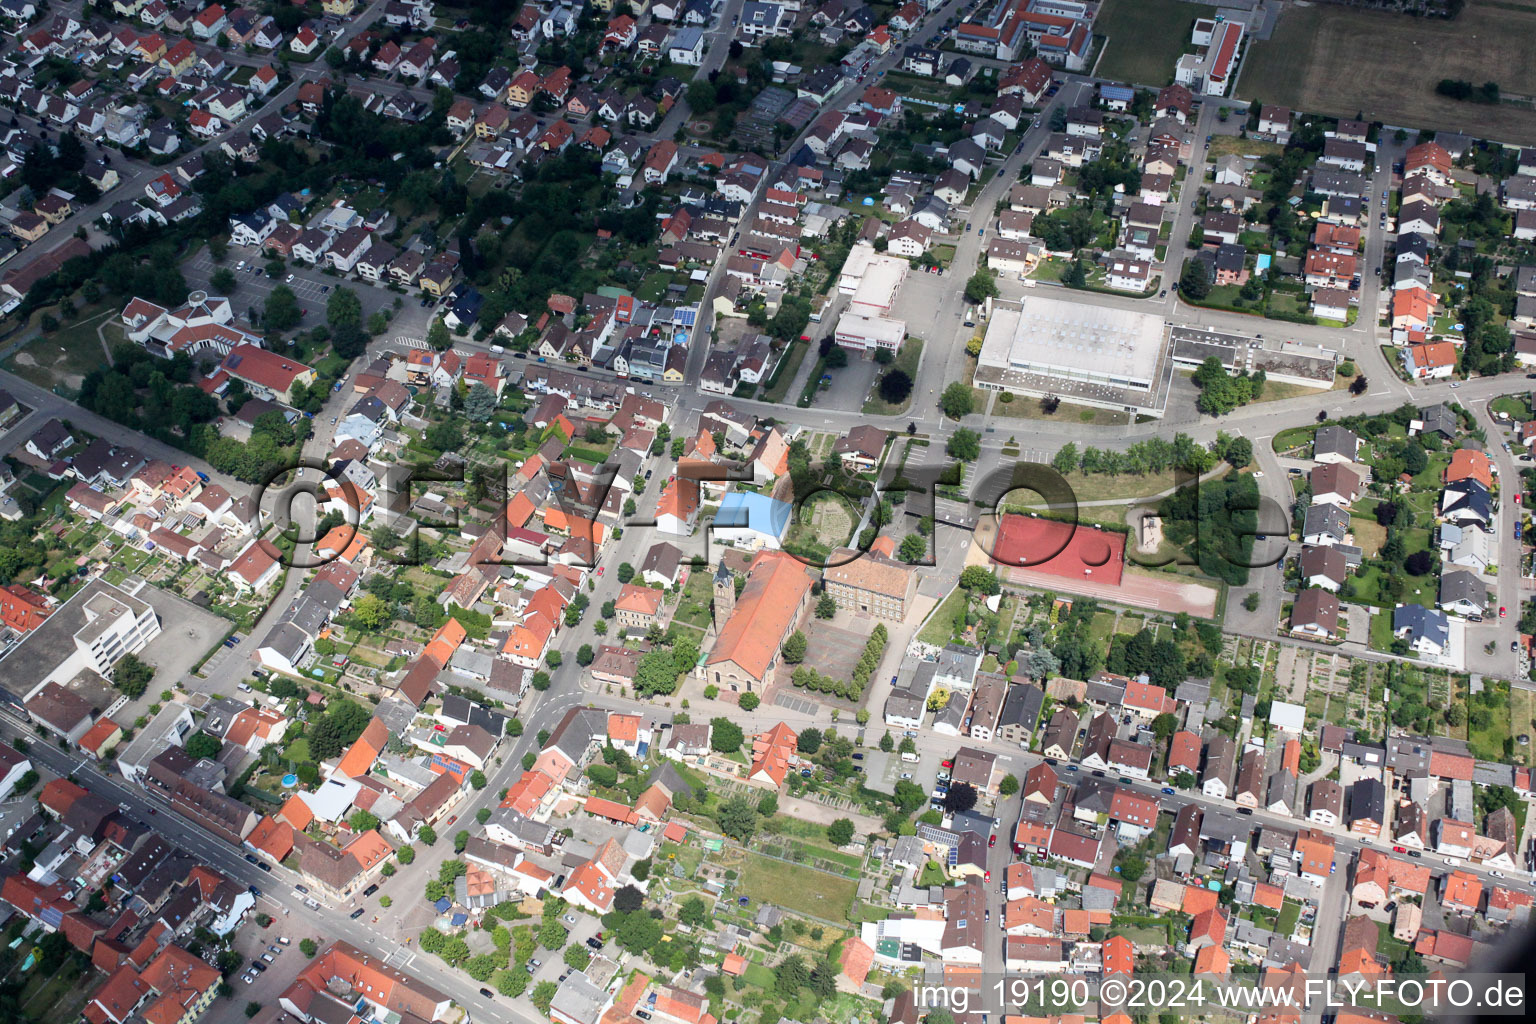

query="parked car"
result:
[362,884,379,897]
[350,908,365,919]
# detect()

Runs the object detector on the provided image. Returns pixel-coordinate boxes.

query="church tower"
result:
[712,562,736,627]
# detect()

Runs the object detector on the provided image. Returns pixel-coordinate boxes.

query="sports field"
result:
[1239,1,1536,144]
[1006,564,1219,618]
[1092,0,1203,86]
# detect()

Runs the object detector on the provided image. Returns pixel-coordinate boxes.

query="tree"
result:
[563,944,591,971]
[879,731,895,753]
[798,727,822,754]
[469,770,487,790]
[418,826,437,846]
[678,894,711,928]
[739,692,760,710]
[538,919,568,950]
[264,285,301,331]
[959,566,1002,595]
[616,562,635,583]
[463,383,496,421]
[396,845,415,864]
[612,885,645,913]
[997,774,1020,797]
[716,795,760,841]
[781,630,807,663]
[351,593,391,630]
[1118,853,1147,881]
[1151,712,1179,743]
[939,381,974,419]
[531,981,559,1016]
[775,954,810,998]
[576,643,595,666]
[826,818,855,846]
[180,731,219,760]
[326,288,362,330]
[964,270,998,305]
[946,428,981,462]
[212,268,237,293]
[710,717,744,753]
[349,810,381,833]
[1180,258,1211,300]
[879,369,913,405]
[899,533,927,562]
[427,318,451,351]
[114,653,155,696]
[943,782,977,815]
[299,939,317,957]
[816,592,837,619]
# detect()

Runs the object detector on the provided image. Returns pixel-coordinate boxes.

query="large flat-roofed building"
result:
[974,295,1172,417]
[0,579,161,702]
[1170,326,1337,388]
[834,311,906,354]
[838,242,908,316]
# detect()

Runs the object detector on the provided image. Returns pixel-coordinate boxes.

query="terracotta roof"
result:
[614,583,663,616]
[706,550,813,681]
[336,717,389,778]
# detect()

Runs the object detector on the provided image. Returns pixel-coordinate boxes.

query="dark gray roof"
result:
[996,684,1043,730]
[1438,569,1487,608]
[1313,425,1359,460]
[1303,502,1349,541]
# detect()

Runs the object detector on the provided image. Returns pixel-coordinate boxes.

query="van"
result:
[489,344,505,353]
[900,751,920,763]
[237,683,252,693]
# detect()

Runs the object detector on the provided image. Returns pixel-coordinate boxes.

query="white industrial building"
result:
[834,312,906,354]
[973,295,1172,417]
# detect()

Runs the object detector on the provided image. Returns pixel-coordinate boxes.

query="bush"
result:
[299,939,317,957]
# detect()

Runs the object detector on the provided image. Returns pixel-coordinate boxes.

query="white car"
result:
[286,274,296,283]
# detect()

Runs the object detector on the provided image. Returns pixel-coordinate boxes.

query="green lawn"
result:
[917,588,969,647]
[737,853,859,922]
[762,338,809,404]
[862,337,924,416]
[1368,610,1395,652]
[1277,899,1302,935]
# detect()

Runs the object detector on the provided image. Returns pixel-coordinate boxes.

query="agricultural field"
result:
[1239,1,1536,144]
[1093,0,1203,87]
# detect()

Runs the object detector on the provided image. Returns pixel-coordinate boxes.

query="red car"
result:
[988,835,997,848]
[1500,606,1508,618]
[1393,846,1407,853]
[597,566,605,576]
[941,759,953,769]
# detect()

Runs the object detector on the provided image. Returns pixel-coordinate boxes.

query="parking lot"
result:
[203,911,325,1024]
[182,251,405,333]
